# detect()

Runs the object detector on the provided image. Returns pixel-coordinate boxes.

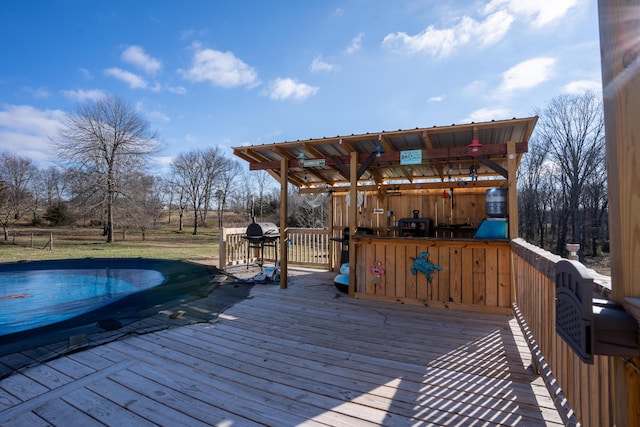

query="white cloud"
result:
[485,0,580,28]
[180,28,208,40]
[167,85,188,95]
[310,56,338,73]
[0,104,65,162]
[346,33,364,54]
[562,79,602,94]
[497,57,556,95]
[147,110,171,123]
[428,96,444,103]
[382,10,513,57]
[182,47,259,88]
[61,89,107,102]
[121,45,162,75]
[26,87,51,99]
[104,67,148,89]
[267,78,319,101]
[0,104,64,135]
[79,68,93,80]
[155,155,175,167]
[462,107,512,123]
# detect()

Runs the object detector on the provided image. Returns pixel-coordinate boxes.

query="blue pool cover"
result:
[0,258,219,354]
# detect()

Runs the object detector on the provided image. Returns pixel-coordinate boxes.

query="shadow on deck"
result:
[0,268,563,426]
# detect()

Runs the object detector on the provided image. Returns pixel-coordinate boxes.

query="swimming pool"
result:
[0,258,219,355]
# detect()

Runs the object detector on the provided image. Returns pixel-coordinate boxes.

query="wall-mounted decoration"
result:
[346,191,364,207]
[370,261,385,285]
[410,251,442,283]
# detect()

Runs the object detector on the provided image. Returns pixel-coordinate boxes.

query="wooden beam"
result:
[477,155,508,178]
[328,191,335,271]
[279,158,288,289]
[507,140,518,238]
[233,117,536,160]
[378,134,394,153]
[299,178,508,194]
[329,155,350,179]
[423,131,446,180]
[357,153,376,179]
[248,141,529,171]
[599,1,640,426]
[348,151,358,298]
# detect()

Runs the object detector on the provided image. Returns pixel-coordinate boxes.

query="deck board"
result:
[0,269,563,426]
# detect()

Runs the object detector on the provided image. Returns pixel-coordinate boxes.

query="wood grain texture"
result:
[512,240,615,426]
[598,2,640,425]
[0,269,563,426]
[355,238,512,311]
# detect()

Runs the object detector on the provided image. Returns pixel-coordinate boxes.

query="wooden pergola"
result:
[232,117,537,192]
[233,116,537,290]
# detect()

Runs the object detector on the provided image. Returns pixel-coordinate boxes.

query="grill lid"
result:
[245,222,279,239]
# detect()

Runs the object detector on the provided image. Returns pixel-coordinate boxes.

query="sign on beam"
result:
[400,149,422,165]
[303,159,325,167]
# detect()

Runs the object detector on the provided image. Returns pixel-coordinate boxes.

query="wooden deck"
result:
[0,269,563,426]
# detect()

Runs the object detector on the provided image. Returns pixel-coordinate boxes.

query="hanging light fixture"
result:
[297,152,306,167]
[468,138,483,154]
[374,144,384,158]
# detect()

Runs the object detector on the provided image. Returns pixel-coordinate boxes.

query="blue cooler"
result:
[474,218,508,239]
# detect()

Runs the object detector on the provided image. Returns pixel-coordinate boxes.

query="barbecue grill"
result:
[243,220,280,270]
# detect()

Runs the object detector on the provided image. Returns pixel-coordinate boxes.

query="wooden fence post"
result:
[598,1,640,425]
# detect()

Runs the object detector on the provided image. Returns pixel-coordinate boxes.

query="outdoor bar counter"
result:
[352,234,512,314]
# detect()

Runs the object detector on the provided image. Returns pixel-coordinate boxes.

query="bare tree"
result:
[215,158,242,227]
[534,91,605,256]
[0,152,39,240]
[199,147,226,225]
[288,188,329,228]
[116,172,163,240]
[42,166,67,206]
[254,170,273,220]
[171,150,207,235]
[51,95,162,242]
[581,149,608,256]
[518,138,553,247]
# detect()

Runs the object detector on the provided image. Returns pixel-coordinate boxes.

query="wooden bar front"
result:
[354,236,512,315]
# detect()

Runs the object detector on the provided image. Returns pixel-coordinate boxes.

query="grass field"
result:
[0,223,221,266]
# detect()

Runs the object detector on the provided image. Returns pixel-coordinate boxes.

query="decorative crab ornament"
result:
[410,251,442,283]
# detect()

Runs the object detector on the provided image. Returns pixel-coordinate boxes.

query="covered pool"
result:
[0,258,221,356]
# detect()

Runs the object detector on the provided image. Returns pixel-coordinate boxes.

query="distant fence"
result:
[4,231,56,250]
[511,238,613,427]
[220,227,330,269]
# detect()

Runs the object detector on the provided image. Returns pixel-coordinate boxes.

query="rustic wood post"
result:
[598,1,640,425]
[279,158,289,289]
[219,227,226,270]
[507,140,518,239]
[327,191,334,271]
[348,151,358,297]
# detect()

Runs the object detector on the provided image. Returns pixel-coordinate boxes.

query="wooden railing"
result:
[219,227,330,269]
[511,238,613,427]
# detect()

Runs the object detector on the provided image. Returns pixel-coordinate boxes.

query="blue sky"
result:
[0,1,602,172]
